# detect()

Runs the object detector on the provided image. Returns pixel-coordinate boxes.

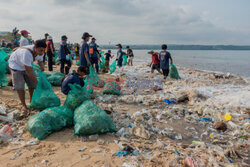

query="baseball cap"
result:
[82,32,92,39]
[108,50,111,53]
[20,30,30,34]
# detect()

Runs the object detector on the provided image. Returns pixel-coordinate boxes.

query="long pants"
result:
[47,51,53,71]
[91,57,99,73]
[60,59,72,75]
[162,69,169,78]
[104,60,109,73]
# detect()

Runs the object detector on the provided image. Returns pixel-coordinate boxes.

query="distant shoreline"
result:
[100,44,250,50]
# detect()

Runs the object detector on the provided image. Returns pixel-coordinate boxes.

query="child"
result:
[159,44,173,79]
[61,66,86,95]
[104,50,113,73]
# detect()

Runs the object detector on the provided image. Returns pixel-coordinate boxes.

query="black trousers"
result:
[60,59,72,74]
[90,57,99,73]
[47,51,53,71]
[162,69,169,77]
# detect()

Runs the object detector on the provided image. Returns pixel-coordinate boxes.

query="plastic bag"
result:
[0,49,8,87]
[109,60,117,74]
[122,55,127,66]
[32,63,42,74]
[87,66,99,85]
[76,60,80,66]
[103,81,121,95]
[30,72,60,110]
[46,72,65,86]
[64,84,90,111]
[99,56,105,71]
[169,64,181,79]
[27,106,73,140]
[74,100,117,135]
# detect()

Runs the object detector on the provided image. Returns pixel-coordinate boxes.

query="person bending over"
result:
[148,50,162,75]
[61,66,86,95]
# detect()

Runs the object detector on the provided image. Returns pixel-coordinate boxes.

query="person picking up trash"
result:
[148,50,162,75]
[8,40,46,111]
[61,66,87,95]
[159,44,173,79]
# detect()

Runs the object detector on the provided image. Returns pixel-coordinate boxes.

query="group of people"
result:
[6,30,173,112]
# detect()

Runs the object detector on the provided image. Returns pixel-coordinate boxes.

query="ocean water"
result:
[127,50,250,77]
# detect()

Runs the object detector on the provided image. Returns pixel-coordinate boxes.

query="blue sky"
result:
[0,0,249,45]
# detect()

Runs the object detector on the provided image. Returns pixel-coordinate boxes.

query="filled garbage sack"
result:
[99,56,105,71]
[64,84,90,111]
[46,72,65,86]
[32,63,42,74]
[83,78,94,94]
[27,106,73,140]
[94,79,105,88]
[74,100,117,135]
[169,64,181,79]
[87,66,99,85]
[109,60,117,74]
[0,49,9,87]
[122,54,127,66]
[30,72,60,110]
[102,81,121,95]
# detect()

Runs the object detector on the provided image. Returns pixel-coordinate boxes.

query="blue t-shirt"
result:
[61,70,84,95]
[89,42,98,58]
[58,41,67,60]
[159,51,172,69]
[80,41,89,67]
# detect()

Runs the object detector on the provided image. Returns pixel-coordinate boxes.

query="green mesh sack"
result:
[32,63,42,75]
[99,56,105,70]
[122,55,127,66]
[30,72,60,110]
[46,72,65,86]
[109,60,117,74]
[76,60,80,66]
[64,84,90,111]
[27,106,73,140]
[87,66,99,86]
[102,81,121,95]
[169,64,181,79]
[74,100,117,136]
[0,49,8,87]
[83,78,93,94]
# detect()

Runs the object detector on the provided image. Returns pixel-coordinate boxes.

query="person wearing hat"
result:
[8,40,46,111]
[80,32,92,71]
[104,50,114,73]
[126,46,134,66]
[89,37,101,73]
[116,44,123,68]
[148,50,162,75]
[19,30,31,47]
[58,35,71,74]
[46,35,55,71]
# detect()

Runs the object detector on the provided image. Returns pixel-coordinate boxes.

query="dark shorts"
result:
[117,59,123,67]
[152,64,160,70]
[10,68,36,90]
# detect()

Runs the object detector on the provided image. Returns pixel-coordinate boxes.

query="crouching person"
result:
[8,40,46,111]
[61,66,87,95]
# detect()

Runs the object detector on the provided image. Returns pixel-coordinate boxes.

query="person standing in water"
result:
[116,44,123,68]
[159,44,173,79]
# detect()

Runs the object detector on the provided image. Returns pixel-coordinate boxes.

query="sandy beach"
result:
[0,62,249,167]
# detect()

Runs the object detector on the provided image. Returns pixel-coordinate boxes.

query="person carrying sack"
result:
[8,40,46,112]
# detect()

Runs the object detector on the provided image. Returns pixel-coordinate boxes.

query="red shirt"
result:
[152,53,160,65]
[46,41,52,51]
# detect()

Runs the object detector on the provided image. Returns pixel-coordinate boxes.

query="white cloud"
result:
[0,0,249,44]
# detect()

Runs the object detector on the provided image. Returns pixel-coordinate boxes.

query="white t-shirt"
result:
[19,36,30,46]
[9,45,44,71]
